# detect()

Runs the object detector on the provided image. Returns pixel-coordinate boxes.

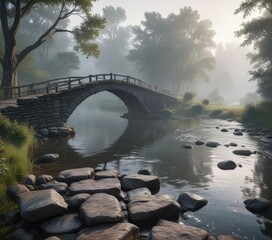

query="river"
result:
[33,93,272,240]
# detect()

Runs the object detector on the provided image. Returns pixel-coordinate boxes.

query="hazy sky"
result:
[92,0,253,44]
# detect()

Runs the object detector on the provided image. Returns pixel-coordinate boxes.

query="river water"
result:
[33,94,272,240]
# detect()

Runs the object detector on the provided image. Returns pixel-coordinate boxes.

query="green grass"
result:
[0,114,35,236]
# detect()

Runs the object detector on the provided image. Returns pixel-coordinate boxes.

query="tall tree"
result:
[95,6,132,74]
[235,0,272,100]
[129,7,216,95]
[0,0,105,97]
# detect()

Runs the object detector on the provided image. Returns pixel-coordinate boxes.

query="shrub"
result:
[189,104,204,116]
[183,92,194,103]
[202,99,210,105]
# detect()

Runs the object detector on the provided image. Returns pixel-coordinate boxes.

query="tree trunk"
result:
[1,38,18,99]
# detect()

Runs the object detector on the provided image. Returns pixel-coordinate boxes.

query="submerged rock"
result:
[217,160,237,170]
[178,192,208,212]
[39,153,59,163]
[229,142,238,147]
[77,223,140,240]
[151,219,210,240]
[128,194,180,224]
[80,193,123,226]
[183,145,193,149]
[195,140,205,145]
[17,189,68,221]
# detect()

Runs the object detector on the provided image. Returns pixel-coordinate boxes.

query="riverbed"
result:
[33,94,272,239]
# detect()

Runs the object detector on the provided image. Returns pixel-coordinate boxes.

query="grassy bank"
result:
[241,101,272,129]
[0,114,35,235]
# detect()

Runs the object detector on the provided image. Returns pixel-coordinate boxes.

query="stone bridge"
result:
[0,74,178,129]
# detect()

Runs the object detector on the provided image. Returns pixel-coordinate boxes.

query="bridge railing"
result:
[0,74,175,100]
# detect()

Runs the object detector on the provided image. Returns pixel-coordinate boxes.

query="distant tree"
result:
[240,92,260,105]
[96,6,132,74]
[0,1,105,97]
[129,7,216,95]
[208,88,224,104]
[235,0,272,101]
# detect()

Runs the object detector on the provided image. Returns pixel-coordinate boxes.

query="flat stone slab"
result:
[217,160,237,170]
[94,169,119,180]
[151,219,210,240]
[80,193,123,226]
[178,192,208,212]
[41,212,82,235]
[38,181,68,195]
[128,194,180,224]
[77,223,140,240]
[124,187,151,203]
[121,174,160,191]
[17,189,68,221]
[56,168,94,184]
[68,178,123,200]
[68,193,91,209]
[233,150,252,156]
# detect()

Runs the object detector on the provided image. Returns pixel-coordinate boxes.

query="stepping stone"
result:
[183,145,193,149]
[41,212,82,235]
[138,168,152,175]
[68,193,90,209]
[39,153,59,163]
[128,194,180,224]
[233,150,252,156]
[178,192,208,212]
[151,219,210,240]
[38,181,68,195]
[233,131,243,136]
[205,141,220,148]
[94,169,119,180]
[229,142,238,147]
[17,189,68,221]
[80,193,123,226]
[221,129,228,132]
[244,198,272,212]
[121,174,160,192]
[68,178,124,200]
[217,160,237,170]
[77,223,140,240]
[124,187,151,203]
[56,167,94,184]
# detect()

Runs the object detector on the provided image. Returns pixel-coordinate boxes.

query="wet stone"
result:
[68,193,90,209]
[217,235,241,240]
[233,131,243,136]
[24,175,36,186]
[12,228,34,240]
[68,178,124,200]
[36,174,53,185]
[38,181,68,195]
[205,141,220,148]
[94,169,119,180]
[39,153,59,163]
[41,212,82,235]
[7,184,29,201]
[217,160,237,170]
[178,192,208,212]
[121,174,160,192]
[80,193,124,226]
[151,219,210,240]
[233,150,252,156]
[77,223,140,240]
[229,142,238,147]
[17,189,68,221]
[124,187,151,203]
[221,129,229,132]
[195,140,204,145]
[244,198,272,213]
[56,167,94,184]
[183,145,193,149]
[138,168,152,175]
[128,194,180,224]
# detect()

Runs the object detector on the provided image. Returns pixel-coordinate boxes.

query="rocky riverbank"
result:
[4,166,261,240]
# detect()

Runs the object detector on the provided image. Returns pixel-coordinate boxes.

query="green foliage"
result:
[241,102,272,128]
[189,104,204,116]
[235,1,272,101]
[183,92,194,103]
[202,99,210,105]
[129,7,216,95]
[0,115,35,223]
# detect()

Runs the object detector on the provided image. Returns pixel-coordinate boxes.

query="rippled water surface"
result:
[34,95,272,239]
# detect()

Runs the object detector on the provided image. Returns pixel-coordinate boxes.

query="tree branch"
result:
[264,4,272,15]
[21,0,36,17]
[10,0,22,34]
[55,28,74,34]
[17,0,67,65]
